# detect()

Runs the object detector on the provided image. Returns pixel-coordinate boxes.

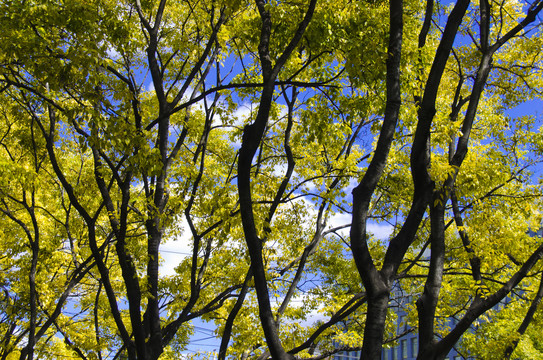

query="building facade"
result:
[331,286,469,360]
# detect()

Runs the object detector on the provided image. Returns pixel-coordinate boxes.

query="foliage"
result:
[0,0,543,360]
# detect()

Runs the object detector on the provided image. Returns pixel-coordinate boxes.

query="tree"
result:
[1,0,543,360]
[348,1,543,358]
[232,0,543,359]
[1,1,245,359]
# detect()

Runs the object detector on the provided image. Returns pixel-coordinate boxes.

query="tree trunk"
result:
[361,290,390,360]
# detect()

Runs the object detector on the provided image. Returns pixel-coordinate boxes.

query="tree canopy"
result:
[1,0,543,359]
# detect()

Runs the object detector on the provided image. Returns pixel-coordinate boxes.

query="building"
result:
[331,286,470,360]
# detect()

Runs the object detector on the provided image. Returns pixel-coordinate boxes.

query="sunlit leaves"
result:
[1,0,543,358]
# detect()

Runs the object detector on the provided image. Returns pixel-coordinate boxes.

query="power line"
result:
[191,335,218,342]
[193,325,216,334]
[160,249,192,255]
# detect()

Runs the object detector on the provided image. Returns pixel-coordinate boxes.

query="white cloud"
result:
[327,212,351,237]
[272,163,288,177]
[344,177,358,195]
[327,211,393,241]
[106,46,122,60]
[160,217,192,277]
[230,104,254,127]
[367,221,394,240]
